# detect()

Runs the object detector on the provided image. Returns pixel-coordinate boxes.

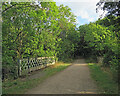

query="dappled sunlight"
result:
[88,63,95,66]
[49,62,71,69]
[66,88,97,94]
[76,91,97,94]
[74,64,87,66]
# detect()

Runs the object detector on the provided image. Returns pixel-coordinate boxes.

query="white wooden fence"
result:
[18,57,55,76]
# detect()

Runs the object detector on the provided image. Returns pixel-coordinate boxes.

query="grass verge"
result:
[88,63,118,94]
[2,62,71,94]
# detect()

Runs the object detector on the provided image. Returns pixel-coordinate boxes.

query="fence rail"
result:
[18,57,55,76]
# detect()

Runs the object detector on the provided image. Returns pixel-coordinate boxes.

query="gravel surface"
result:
[25,59,98,94]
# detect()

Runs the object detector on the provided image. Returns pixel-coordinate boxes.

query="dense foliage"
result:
[96,1,120,17]
[2,1,119,82]
[96,1,119,82]
[2,2,78,79]
[78,22,118,81]
[77,1,119,81]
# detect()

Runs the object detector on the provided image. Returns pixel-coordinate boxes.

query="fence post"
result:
[17,59,19,77]
[35,57,37,70]
[45,57,47,67]
[28,57,30,73]
[17,59,21,76]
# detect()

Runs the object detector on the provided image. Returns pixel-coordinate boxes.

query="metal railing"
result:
[18,57,55,76]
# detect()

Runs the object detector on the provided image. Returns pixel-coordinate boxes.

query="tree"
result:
[96,1,120,17]
[2,2,78,79]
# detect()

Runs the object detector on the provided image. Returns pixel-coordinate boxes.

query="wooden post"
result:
[28,57,30,73]
[35,57,37,70]
[17,59,21,76]
[17,59,20,76]
[19,60,21,76]
[45,57,47,67]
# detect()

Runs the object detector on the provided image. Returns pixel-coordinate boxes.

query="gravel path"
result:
[25,59,98,94]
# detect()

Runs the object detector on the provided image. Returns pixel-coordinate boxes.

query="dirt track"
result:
[26,59,98,94]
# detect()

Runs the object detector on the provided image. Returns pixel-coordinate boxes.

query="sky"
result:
[54,0,104,27]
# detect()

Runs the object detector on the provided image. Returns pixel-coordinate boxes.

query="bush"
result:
[2,65,18,80]
[2,56,18,80]
[103,52,118,82]
[109,56,119,82]
[103,51,114,67]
